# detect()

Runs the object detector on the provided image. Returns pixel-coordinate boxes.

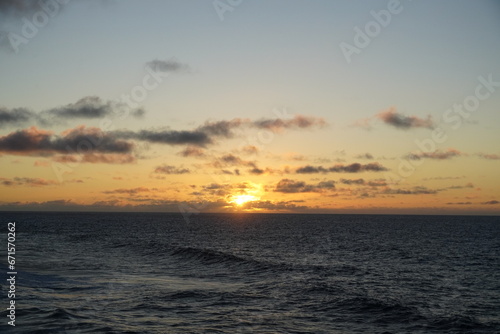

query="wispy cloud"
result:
[145,59,190,73]
[52,153,135,164]
[476,153,500,160]
[406,148,462,160]
[177,146,206,157]
[383,186,438,195]
[102,187,157,195]
[0,177,58,187]
[354,153,374,160]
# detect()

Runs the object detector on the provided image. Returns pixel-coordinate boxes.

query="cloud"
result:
[406,148,462,160]
[340,178,365,185]
[423,176,465,181]
[41,96,144,123]
[0,126,136,163]
[446,202,473,205]
[177,146,206,157]
[196,119,246,138]
[376,108,434,130]
[0,0,45,17]
[247,167,264,175]
[367,179,388,187]
[477,153,500,160]
[52,153,135,164]
[210,154,257,169]
[145,59,190,73]
[0,96,144,128]
[241,145,259,155]
[446,183,474,190]
[102,187,154,195]
[274,179,335,193]
[481,200,499,205]
[0,107,33,127]
[0,177,58,187]
[113,128,212,147]
[383,186,438,195]
[239,200,308,211]
[253,114,327,132]
[354,107,434,130]
[295,165,328,174]
[296,162,388,174]
[355,153,374,160]
[154,165,190,174]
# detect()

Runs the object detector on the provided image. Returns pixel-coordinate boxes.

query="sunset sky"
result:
[0,0,499,215]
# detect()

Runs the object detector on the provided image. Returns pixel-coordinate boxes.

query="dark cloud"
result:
[41,96,144,122]
[383,186,438,195]
[191,115,326,141]
[340,178,365,185]
[248,167,265,175]
[253,115,326,132]
[377,108,434,130]
[0,107,33,127]
[0,177,58,187]
[0,126,134,156]
[0,96,144,128]
[296,162,388,174]
[446,202,473,205]
[274,179,335,193]
[446,183,474,190]
[406,148,462,160]
[196,119,244,138]
[0,0,43,17]
[145,59,190,73]
[154,165,190,174]
[113,129,211,147]
[481,200,499,205]
[296,165,328,174]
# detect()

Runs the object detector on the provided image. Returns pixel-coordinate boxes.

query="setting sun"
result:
[230,194,258,206]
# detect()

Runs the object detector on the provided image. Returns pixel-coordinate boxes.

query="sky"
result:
[0,0,499,215]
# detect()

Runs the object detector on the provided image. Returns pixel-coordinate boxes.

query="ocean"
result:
[1,212,499,333]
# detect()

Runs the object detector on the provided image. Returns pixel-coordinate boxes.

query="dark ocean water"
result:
[0,212,499,333]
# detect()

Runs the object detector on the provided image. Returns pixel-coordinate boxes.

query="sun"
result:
[230,194,258,206]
